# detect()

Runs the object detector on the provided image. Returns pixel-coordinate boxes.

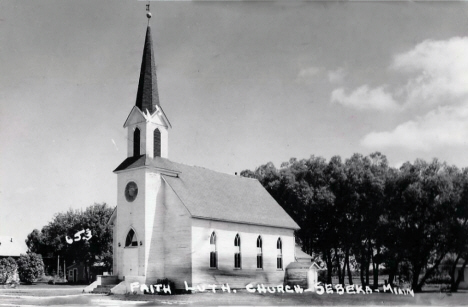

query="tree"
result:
[386,160,458,291]
[381,167,405,287]
[448,168,468,292]
[242,157,340,284]
[25,203,114,281]
[81,203,114,275]
[0,257,18,284]
[17,253,44,284]
[343,153,388,288]
[25,229,48,257]
[243,154,464,292]
[324,155,349,285]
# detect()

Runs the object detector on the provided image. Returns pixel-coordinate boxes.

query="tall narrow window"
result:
[125,229,138,247]
[153,128,161,157]
[276,237,283,269]
[256,236,263,269]
[209,232,217,268]
[234,234,241,269]
[133,128,141,156]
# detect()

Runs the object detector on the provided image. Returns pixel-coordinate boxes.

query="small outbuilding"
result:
[285,261,321,290]
[67,263,87,283]
[454,263,467,289]
[67,262,109,283]
[285,246,321,290]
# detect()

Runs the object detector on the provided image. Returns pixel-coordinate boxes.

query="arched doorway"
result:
[123,228,139,276]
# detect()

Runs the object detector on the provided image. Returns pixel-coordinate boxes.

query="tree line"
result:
[25,203,114,282]
[241,152,468,292]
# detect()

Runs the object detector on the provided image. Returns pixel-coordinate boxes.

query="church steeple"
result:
[122,7,170,160]
[135,25,160,114]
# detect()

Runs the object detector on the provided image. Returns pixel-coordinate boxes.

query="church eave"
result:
[107,207,117,226]
[114,155,181,176]
[156,105,172,129]
[190,215,300,230]
[123,106,146,128]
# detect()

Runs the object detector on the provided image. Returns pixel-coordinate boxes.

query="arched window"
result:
[234,234,241,269]
[125,229,138,247]
[276,237,283,269]
[256,236,263,269]
[133,128,141,156]
[209,232,217,268]
[153,129,161,157]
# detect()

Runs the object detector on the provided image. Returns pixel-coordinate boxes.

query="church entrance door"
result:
[123,247,139,276]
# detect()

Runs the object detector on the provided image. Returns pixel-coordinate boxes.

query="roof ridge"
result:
[116,155,259,182]
[164,158,258,180]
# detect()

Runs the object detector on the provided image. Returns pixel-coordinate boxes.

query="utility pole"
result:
[57,255,60,277]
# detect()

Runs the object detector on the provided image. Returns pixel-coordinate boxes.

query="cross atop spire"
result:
[135,25,160,114]
[146,2,152,21]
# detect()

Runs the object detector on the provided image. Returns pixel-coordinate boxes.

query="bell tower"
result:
[113,6,171,280]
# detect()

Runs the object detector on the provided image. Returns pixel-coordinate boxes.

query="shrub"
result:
[156,278,175,295]
[0,257,18,284]
[426,276,451,285]
[318,270,327,283]
[17,253,44,284]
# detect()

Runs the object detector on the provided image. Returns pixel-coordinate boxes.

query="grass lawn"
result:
[0,283,86,296]
[109,290,468,306]
[0,284,466,306]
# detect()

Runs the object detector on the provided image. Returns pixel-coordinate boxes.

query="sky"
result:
[1,0,468,252]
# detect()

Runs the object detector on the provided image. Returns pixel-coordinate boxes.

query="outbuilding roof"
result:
[114,156,299,230]
[0,236,26,257]
[295,244,313,262]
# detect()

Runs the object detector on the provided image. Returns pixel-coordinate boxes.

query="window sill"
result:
[256,268,264,271]
[209,267,218,270]
[124,246,138,249]
[233,268,242,270]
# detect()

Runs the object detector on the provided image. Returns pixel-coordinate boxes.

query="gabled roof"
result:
[107,207,117,226]
[135,26,160,114]
[114,156,299,230]
[295,244,313,262]
[67,262,82,270]
[123,105,171,129]
[286,261,322,270]
[67,262,105,269]
[0,236,26,257]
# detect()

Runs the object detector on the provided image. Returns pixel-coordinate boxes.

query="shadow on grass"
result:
[13,295,94,306]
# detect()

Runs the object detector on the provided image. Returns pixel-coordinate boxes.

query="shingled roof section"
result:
[135,26,160,114]
[114,157,299,230]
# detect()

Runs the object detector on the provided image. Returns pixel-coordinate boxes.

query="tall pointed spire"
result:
[135,24,160,114]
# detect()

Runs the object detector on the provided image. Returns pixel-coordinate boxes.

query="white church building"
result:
[107,22,300,292]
